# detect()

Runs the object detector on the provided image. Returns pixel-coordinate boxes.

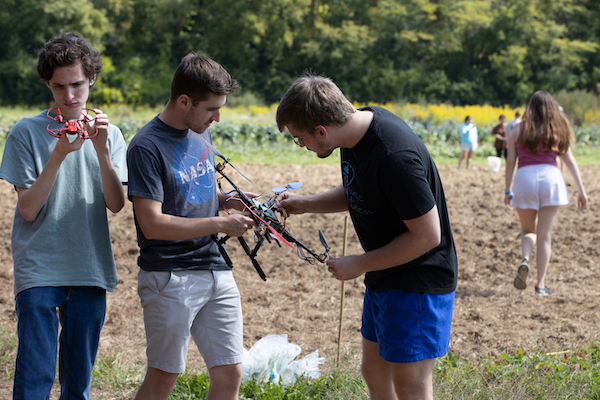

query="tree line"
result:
[0,0,598,107]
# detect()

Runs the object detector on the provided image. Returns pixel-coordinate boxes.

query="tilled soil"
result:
[0,163,598,398]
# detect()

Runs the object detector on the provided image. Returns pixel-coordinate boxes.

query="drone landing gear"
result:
[237,237,267,281]
[212,234,267,281]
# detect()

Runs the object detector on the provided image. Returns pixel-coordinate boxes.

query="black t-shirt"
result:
[127,116,228,271]
[341,106,457,294]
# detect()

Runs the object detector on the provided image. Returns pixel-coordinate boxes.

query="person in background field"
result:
[505,90,587,296]
[275,73,458,400]
[492,114,508,159]
[127,53,256,400]
[0,33,127,399]
[505,110,522,139]
[457,115,478,170]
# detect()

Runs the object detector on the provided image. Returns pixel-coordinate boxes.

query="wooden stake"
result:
[336,215,349,368]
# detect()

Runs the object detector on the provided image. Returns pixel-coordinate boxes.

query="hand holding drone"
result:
[46,106,98,139]
[201,137,332,281]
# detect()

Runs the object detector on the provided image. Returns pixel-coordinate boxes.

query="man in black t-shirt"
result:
[276,74,457,400]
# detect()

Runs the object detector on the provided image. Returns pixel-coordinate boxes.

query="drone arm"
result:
[281,230,327,263]
[217,170,255,209]
[219,191,260,213]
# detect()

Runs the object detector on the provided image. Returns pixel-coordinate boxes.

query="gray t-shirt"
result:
[126,116,229,271]
[0,111,127,295]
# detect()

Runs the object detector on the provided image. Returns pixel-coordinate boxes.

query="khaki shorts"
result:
[138,269,243,373]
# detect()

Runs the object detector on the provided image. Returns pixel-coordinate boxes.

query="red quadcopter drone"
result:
[46,106,98,139]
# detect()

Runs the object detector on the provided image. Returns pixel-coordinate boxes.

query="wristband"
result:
[505,190,514,199]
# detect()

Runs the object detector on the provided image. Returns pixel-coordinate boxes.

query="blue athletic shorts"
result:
[361,289,455,363]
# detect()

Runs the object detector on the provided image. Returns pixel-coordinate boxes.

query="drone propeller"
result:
[272,182,303,194]
[319,229,332,258]
[199,136,253,183]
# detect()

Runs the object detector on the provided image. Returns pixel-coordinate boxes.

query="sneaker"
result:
[535,286,553,296]
[513,259,529,290]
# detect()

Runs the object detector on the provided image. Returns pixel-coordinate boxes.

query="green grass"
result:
[167,372,369,400]
[431,145,600,168]
[214,142,340,165]
[0,326,16,383]
[434,347,600,399]
[178,142,600,167]
[2,324,599,399]
[570,145,600,165]
[86,343,600,399]
[151,344,600,399]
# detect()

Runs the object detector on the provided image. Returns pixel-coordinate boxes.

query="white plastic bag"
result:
[242,334,325,385]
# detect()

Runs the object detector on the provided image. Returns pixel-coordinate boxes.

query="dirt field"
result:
[0,162,598,398]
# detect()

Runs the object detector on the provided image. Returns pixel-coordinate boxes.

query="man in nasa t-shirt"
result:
[127,53,254,400]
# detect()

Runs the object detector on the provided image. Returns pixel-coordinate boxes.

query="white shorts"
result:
[138,269,243,373]
[513,164,569,210]
[461,143,478,152]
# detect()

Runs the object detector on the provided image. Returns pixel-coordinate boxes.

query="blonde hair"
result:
[519,91,573,155]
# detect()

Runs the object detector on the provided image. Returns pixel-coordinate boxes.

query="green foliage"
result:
[167,372,368,400]
[169,373,210,399]
[91,343,600,399]
[2,104,600,166]
[435,344,600,399]
[0,0,113,106]
[212,142,340,165]
[91,358,144,395]
[3,307,600,399]
[211,123,286,144]
[570,143,600,165]
[0,326,17,368]
[114,117,150,143]
[554,89,600,127]
[574,124,600,145]
[2,0,600,107]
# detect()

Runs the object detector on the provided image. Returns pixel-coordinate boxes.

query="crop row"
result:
[1,116,599,154]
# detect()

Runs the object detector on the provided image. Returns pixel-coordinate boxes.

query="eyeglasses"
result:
[293,131,310,146]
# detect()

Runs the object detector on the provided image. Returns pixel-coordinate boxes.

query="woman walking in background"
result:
[504,91,587,296]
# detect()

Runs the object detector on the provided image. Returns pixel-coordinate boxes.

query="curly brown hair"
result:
[37,33,102,84]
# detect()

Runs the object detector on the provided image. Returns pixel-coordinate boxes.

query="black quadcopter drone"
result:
[201,137,332,281]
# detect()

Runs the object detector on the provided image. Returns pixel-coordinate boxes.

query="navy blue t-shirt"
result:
[127,116,228,271]
[341,106,457,294]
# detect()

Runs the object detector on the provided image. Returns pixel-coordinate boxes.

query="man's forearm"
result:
[306,184,348,213]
